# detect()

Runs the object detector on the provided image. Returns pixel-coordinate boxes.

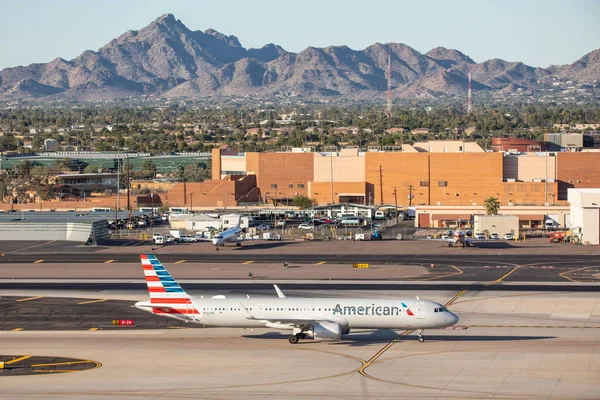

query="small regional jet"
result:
[195,226,247,250]
[135,254,459,344]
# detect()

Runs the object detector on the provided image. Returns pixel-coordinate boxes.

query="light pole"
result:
[150,192,154,226]
[190,193,193,213]
[392,186,398,224]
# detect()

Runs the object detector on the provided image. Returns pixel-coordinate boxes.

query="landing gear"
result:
[417,329,425,342]
[236,242,242,247]
[215,246,219,251]
[289,334,300,344]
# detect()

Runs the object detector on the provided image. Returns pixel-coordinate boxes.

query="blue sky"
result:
[1,0,598,70]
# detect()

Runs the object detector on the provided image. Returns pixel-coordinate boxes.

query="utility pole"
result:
[408,184,413,207]
[126,155,131,216]
[330,150,334,205]
[379,165,384,205]
[392,186,398,224]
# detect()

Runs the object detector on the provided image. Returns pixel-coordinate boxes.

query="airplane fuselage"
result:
[137,297,457,330]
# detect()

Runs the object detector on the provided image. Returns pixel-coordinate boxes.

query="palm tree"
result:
[484,197,501,215]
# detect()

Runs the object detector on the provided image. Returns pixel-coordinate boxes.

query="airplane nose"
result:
[448,312,459,326]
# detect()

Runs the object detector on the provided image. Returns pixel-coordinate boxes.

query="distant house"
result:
[386,127,407,134]
[411,128,430,135]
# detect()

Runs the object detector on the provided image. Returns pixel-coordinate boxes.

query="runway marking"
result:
[242,260,254,265]
[12,328,23,331]
[175,260,186,264]
[33,259,44,264]
[10,240,56,253]
[5,355,31,364]
[487,266,520,285]
[31,360,95,367]
[445,289,467,307]
[16,296,43,302]
[104,260,115,264]
[34,370,78,373]
[559,265,599,282]
[358,329,413,377]
[315,261,326,265]
[420,264,463,281]
[358,289,466,378]
[88,328,99,331]
[78,299,108,305]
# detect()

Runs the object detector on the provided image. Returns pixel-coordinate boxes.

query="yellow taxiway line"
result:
[5,355,31,365]
[242,260,254,265]
[487,266,520,286]
[33,259,44,264]
[104,259,115,264]
[78,299,108,305]
[175,260,186,264]
[315,261,326,265]
[16,296,43,302]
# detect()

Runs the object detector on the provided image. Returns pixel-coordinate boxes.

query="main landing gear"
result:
[417,329,425,342]
[288,332,306,344]
[236,242,242,247]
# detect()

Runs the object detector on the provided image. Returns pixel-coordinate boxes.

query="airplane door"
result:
[416,302,425,319]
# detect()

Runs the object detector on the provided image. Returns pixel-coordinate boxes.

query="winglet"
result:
[274,284,286,298]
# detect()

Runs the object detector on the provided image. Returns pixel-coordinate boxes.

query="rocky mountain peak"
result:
[0,14,597,101]
[203,29,242,48]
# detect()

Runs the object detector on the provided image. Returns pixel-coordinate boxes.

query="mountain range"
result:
[0,13,598,101]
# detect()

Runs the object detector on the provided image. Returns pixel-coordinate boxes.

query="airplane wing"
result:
[239,303,348,329]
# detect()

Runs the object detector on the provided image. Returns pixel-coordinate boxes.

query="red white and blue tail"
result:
[140,254,191,304]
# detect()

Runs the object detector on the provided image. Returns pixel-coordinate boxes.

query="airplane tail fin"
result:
[140,254,191,304]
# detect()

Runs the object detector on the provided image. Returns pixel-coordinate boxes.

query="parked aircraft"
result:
[135,254,459,344]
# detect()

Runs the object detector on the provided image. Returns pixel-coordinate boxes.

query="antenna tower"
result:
[386,45,392,118]
[467,71,472,114]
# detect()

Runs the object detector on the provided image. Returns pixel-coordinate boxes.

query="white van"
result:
[154,235,165,245]
[91,207,111,213]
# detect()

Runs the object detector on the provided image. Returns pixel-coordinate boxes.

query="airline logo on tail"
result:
[140,254,191,305]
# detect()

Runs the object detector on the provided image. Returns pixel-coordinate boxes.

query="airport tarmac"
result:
[1,289,599,399]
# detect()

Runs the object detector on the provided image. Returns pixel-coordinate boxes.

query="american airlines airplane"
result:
[135,254,459,344]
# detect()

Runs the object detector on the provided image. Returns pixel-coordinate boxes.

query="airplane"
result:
[194,226,247,249]
[135,254,459,344]
[210,226,245,249]
[428,229,486,248]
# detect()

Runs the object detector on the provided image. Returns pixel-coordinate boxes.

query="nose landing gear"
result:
[417,329,425,342]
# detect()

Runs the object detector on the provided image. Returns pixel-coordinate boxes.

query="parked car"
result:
[298,223,314,231]
[256,224,271,230]
[490,233,499,240]
[179,235,198,243]
[154,236,165,245]
[475,233,486,240]
[163,234,175,244]
[504,233,514,240]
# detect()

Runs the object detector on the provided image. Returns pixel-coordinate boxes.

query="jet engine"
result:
[306,321,341,341]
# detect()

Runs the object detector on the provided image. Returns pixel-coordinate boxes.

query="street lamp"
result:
[190,193,193,213]
[150,192,154,226]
